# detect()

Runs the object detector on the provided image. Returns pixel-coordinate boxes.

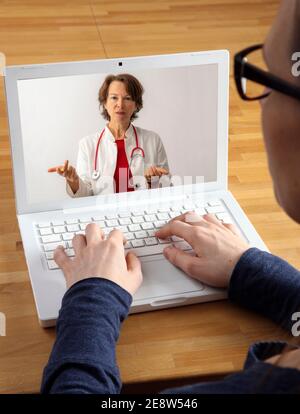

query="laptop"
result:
[4,50,268,327]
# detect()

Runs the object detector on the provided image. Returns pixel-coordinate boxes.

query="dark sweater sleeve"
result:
[40,277,132,394]
[228,247,300,330]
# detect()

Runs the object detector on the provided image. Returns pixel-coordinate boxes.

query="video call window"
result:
[17,64,218,205]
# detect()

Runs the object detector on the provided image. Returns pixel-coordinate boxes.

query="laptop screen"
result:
[15,62,220,207]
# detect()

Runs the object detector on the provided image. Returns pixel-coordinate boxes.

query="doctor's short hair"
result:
[98,74,144,121]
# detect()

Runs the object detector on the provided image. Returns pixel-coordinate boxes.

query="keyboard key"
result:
[119,217,132,225]
[93,220,106,228]
[171,235,183,242]
[67,224,80,232]
[124,232,135,240]
[145,207,157,214]
[217,213,233,223]
[157,213,170,220]
[206,206,226,214]
[173,241,192,251]
[181,209,192,214]
[118,211,132,218]
[134,230,148,239]
[106,213,118,219]
[158,207,170,213]
[194,207,206,215]
[158,237,171,244]
[131,216,144,224]
[62,233,74,241]
[39,228,53,236]
[141,222,153,230]
[131,239,145,248]
[106,219,119,227]
[65,218,79,224]
[92,215,106,221]
[41,234,61,244]
[44,241,66,251]
[79,217,92,223]
[53,226,66,234]
[171,205,183,212]
[45,251,54,259]
[47,260,59,270]
[52,220,65,226]
[208,200,222,206]
[115,225,128,233]
[132,210,145,216]
[154,221,166,229]
[37,222,52,228]
[194,200,206,208]
[144,237,158,246]
[145,214,156,222]
[183,203,195,210]
[128,224,141,232]
[169,211,181,218]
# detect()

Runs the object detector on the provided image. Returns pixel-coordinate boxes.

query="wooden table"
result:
[0,0,296,394]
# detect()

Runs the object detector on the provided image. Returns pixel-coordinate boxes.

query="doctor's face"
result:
[259,0,300,223]
[104,81,137,125]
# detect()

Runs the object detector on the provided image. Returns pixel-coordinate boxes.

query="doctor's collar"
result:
[105,123,135,142]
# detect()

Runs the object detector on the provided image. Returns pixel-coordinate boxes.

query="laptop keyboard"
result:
[35,199,232,270]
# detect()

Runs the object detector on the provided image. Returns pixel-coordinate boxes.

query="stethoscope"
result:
[92,124,145,181]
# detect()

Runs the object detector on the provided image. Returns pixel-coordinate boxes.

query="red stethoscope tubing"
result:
[94,125,145,172]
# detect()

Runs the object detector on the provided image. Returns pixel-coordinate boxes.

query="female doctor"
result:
[48,74,170,197]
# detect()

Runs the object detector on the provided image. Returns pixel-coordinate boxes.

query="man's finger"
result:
[184,211,209,226]
[203,213,223,226]
[126,251,142,276]
[85,222,105,244]
[53,245,71,269]
[72,234,87,255]
[48,167,57,173]
[163,246,200,278]
[155,220,194,244]
[164,246,226,287]
[107,228,126,245]
[222,222,242,237]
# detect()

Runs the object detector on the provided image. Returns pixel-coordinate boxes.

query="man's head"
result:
[260,0,300,222]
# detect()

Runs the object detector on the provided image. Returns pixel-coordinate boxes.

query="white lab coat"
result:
[66,123,170,197]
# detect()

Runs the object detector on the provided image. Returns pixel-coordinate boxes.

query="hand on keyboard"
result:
[155,212,250,288]
[53,223,142,295]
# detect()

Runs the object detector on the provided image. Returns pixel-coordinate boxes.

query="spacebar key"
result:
[131,243,173,257]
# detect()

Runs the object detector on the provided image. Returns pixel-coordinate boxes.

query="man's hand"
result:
[155,212,250,288]
[54,223,143,296]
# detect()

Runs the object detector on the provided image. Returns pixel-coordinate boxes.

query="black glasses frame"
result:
[234,43,300,101]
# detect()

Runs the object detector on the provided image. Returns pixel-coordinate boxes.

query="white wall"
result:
[17,63,218,204]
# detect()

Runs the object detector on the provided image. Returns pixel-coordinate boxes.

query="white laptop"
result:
[4,50,268,327]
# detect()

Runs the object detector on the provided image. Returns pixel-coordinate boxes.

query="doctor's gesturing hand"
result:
[155,211,250,288]
[144,166,169,184]
[48,160,80,194]
[54,223,143,295]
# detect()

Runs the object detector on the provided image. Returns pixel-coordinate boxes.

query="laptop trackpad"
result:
[133,257,204,301]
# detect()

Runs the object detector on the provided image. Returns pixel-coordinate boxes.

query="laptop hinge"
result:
[62,193,189,215]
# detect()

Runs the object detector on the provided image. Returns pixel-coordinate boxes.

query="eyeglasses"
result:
[234,43,300,101]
